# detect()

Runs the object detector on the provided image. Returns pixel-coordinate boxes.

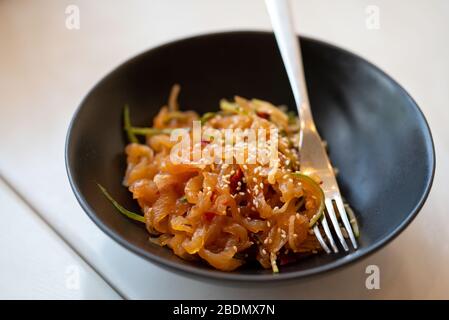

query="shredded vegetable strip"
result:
[128,127,173,136]
[123,105,138,143]
[97,183,145,223]
[292,173,325,228]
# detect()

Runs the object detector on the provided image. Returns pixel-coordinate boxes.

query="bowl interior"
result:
[66,31,434,281]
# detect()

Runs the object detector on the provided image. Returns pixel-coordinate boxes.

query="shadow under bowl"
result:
[66,31,435,282]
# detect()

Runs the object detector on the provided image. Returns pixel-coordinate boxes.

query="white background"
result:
[0,0,448,299]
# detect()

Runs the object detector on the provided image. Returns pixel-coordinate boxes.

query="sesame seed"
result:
[239,192,245,196]
[252,177,257,183]
[293,234,298,238]
[283,174,289,179]
[273,206,279,211]
[259,182,264,189]
[341,227,349,238]
[267,221,271,227]
[262,249,267,255]
[233,246,238,251]
[237,181,242,186]
[296,213,300,219]
[281,234,286,239]
[289,178,293,183]
[269,239,273,244]
[263,238,268,244]
[277,227,281,233]
[243,165,248,170]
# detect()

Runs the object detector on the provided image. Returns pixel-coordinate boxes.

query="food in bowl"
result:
[99,85,357,272]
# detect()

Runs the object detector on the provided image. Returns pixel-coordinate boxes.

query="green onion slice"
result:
[200,112,216,124]
[123,105,138,143]
[292,173,325,228]
[97,183,145,223]
[128,127,173,136]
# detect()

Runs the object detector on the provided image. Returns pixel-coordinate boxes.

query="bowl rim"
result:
[65,30,436,282]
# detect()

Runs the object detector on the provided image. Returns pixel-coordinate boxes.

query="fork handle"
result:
[265,0,316,142]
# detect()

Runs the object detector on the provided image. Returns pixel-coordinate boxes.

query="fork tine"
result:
[325,199,349,251]
[334,197,358,249]
[313,225,331,254]
[321,214,339,253]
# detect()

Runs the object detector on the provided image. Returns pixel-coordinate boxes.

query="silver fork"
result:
[265,0,358,252]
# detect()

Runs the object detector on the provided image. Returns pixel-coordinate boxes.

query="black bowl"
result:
[66,31,435,282]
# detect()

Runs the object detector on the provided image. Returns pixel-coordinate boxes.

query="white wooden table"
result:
[1,0,448,299]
